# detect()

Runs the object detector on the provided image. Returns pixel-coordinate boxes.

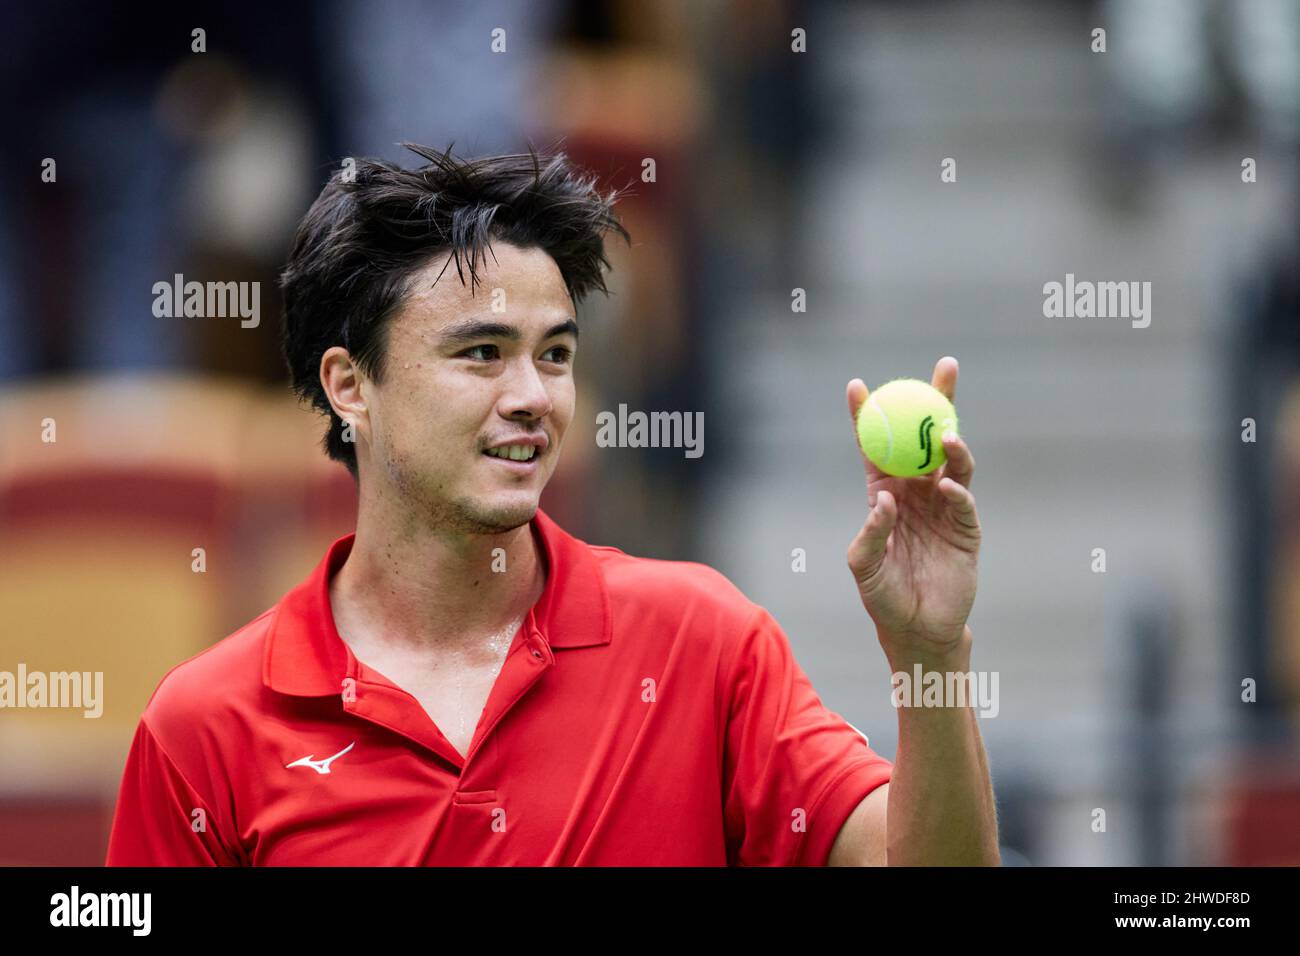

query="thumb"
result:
[847,489,896,579]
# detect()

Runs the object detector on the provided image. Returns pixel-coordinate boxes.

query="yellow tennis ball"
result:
[856,378,958,477]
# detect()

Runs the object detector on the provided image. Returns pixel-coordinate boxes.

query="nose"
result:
[499,356,553,421]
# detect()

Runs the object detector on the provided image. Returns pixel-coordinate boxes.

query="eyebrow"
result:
[438,318,579,347]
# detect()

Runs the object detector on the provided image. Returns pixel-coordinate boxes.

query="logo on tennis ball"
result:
[918,414,936,470]
[856,379,958,477]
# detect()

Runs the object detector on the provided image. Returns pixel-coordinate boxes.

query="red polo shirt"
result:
[106,508,892,866]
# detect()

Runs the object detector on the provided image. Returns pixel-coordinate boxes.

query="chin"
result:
[464,495,538,534]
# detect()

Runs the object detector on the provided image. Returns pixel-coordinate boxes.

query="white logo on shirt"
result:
[286,741,355,775]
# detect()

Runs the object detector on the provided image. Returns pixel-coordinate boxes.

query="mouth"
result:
[482,442,544,473]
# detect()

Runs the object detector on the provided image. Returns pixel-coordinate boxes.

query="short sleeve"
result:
[721,606,892,866]
[105,719,242,867]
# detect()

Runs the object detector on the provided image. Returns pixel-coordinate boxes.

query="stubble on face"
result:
[387,458,530,538]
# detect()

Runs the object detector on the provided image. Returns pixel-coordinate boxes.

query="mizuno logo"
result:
[286,741,355,775]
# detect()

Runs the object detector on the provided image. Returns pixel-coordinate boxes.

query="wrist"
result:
[880,624,973,673]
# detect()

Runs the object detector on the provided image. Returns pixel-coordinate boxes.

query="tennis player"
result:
[106,144,998,866]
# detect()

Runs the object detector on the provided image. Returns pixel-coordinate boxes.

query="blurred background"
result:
[1,0,1298,865]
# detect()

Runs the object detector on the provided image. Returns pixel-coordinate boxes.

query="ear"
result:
[320,346,370,443]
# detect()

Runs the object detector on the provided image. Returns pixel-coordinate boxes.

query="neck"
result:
[330,495,546,655]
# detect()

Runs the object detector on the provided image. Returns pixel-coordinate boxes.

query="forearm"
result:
[883,626,999,866]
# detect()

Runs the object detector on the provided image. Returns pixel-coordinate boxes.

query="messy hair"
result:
[280,142,630,477]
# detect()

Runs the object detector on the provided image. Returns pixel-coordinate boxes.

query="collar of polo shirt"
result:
[261,508,613,697]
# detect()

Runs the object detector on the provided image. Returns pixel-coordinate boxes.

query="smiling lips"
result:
[483,435,548,467]
[485,444,540,462]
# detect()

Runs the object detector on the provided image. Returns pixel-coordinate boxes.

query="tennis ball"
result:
[855,378,958,477]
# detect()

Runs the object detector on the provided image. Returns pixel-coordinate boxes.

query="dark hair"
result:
[279,142,630,477]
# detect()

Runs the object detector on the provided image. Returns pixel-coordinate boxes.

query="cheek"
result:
[375,373,445,449]
[398,374,491,455]
[553,378,577,421]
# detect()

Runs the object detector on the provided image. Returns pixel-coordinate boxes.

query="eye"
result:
[463,344,500,361]
[543,345,573,364]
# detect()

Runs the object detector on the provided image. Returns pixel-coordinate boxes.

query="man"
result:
[106,144,998,866]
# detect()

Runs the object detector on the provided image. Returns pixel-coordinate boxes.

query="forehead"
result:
[395,241,572,333]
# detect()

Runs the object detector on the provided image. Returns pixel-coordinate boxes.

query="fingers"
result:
[938,477,980,531]
[939,431,975,489]
[846,377,869,424]
[931,356,958,403]
[847,378,885,484]
[848,489,897,572]
[928,357,969,487]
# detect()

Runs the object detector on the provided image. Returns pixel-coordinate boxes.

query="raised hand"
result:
[845,356,981,661]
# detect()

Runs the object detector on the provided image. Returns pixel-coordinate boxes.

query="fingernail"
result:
[943,431,957,443]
